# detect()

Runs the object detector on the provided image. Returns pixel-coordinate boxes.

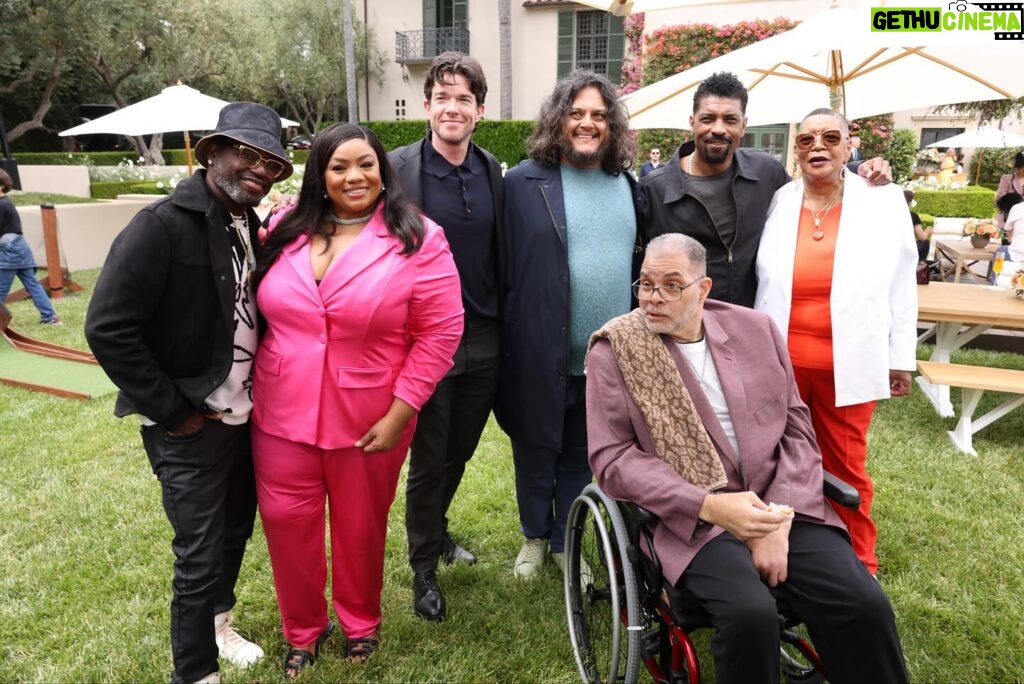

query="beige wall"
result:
[17,198,152,272]
[18,165,91,198]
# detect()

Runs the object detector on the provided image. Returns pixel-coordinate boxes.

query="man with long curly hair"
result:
[495,71,640,580]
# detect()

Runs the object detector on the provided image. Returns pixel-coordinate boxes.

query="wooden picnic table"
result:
[934,239,997,284]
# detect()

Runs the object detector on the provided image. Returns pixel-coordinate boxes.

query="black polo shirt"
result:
[422,139,498,320]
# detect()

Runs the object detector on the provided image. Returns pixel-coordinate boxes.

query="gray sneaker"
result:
[514,538,549,580]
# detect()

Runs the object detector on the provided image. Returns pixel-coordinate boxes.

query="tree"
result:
[932,98,1024,128]
[499,0,512,120]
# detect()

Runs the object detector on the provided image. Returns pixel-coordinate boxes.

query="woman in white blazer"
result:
[754,109,918,575]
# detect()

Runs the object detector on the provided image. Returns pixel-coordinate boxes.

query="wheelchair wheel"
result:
[565,484,642,684]
[780,633,826,684]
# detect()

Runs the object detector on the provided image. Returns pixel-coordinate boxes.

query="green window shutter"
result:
[607,16,625,84]
[558,11,575,79]
[423,0,437,29]
[453,0,467,28]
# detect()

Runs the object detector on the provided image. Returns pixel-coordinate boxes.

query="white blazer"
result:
[754,173,918,407]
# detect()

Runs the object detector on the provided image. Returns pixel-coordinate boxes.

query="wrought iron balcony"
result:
[395,27,470,64]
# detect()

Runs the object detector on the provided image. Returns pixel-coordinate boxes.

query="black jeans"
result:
[406,318,499,573]
[141,419,257,684]
[669,523,908,684]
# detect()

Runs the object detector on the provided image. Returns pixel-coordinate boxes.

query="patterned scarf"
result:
[588,309,728,491]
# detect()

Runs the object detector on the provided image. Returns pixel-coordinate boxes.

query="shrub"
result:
[635,129,691,168]
[919,212,935,228]
[913,186,996,218]
[967,146,1024,187]
[364,120,533,168]
[888,128,918,185]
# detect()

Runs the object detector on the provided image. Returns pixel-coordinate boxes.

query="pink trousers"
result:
[251,425,407,646]
[793,366,879,573]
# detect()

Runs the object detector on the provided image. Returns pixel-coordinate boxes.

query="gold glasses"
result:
[231,144,287,179]
[795,130,846,151]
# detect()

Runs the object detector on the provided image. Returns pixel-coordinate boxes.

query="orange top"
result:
[787,204,841,370]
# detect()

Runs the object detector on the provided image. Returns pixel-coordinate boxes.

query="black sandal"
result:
[283,620,335,679]
[344,632,379,664]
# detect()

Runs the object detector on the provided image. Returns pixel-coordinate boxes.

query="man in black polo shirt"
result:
[390,52,504,622]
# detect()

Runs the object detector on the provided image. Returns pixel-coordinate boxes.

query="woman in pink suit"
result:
[251,123,463,676]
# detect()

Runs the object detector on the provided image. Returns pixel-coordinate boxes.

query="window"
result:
[557,10,625,84]
[423,0,466,29]
[921,127,964,147]
[740,126,790,162]
[395,99,407,120]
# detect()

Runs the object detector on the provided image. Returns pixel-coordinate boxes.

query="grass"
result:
[8,192,100,206]
[2,271,1024,682]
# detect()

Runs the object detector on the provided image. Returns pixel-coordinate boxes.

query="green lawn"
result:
[2,271,1023,682]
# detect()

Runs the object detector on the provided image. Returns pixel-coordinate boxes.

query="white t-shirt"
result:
[674,338,739,457]
[1007,203,1024,263]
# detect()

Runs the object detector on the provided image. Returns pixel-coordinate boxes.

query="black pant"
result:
[669,523,908,684]
[141,419,257,684]
[406,318,499,573]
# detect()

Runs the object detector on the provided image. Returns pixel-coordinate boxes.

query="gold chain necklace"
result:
[804,186,843,240]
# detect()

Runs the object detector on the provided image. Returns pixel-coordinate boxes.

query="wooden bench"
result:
[916,361,1024,455]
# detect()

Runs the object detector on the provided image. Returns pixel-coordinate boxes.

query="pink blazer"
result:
[586,301,844,586]
[252,207,463,449]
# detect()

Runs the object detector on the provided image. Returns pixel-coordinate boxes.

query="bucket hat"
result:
[195,102,293,179]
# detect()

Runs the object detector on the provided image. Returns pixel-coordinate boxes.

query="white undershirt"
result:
[674,338,739,456]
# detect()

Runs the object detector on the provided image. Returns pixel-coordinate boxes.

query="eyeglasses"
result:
[794,130,846,151]
[231,144,287,179]
[632,277,702,302]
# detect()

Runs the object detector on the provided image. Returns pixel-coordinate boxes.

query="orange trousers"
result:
[793,366,879,573]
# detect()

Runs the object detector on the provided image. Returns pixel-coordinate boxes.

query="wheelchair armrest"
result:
[621,501,658,526]
[823,471,861,510]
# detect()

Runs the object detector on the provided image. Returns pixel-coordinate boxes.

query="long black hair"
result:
[254,123,423,288]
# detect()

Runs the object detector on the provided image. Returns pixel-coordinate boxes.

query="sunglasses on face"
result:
[795,130,846,151]
[231,144,287,179]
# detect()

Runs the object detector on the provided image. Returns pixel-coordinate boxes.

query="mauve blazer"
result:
[252,206,464,449]
[586,301,845,586]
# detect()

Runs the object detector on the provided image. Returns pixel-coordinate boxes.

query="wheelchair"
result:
[564,475,860,684]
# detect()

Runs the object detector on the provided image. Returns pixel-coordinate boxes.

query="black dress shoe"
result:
[413,570,446,622]
[440,533,477,566]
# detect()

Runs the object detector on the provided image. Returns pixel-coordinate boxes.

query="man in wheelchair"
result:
[585,234,908,683]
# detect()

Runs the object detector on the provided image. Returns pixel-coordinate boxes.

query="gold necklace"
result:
[804,186,843,240]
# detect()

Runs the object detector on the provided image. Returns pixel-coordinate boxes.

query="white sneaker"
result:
[193,674,220,684]
[552,551,595,586]
[214,611,264,667]
[514,538,549,580]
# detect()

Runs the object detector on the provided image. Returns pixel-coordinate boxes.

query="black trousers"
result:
[669,523,908,684]
[141,419,257,684]
[406,318,499,573]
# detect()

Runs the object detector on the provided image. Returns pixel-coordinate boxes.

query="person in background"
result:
[638,72,891,308]
[995,151,1024,232]
[251,123,462,675]
[848,134,863,162]
[587,233,908,684]
[389,52,504,623]
[86,103,288,684]
[497,70,639,580]
[639,147,662,177]
[0,168,60,325]
[938,148,957,184]
[905,189,931,262]
[997,191,1024,263]
[754,108,918,576]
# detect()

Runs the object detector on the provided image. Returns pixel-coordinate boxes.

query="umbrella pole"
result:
[184,130,193,175]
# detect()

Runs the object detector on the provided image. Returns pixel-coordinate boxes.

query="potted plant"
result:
[962,218,1000,248]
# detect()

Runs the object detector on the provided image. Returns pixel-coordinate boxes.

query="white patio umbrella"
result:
[622,5,1024,129]
[59,83,299,174]
[928,127,1024,183]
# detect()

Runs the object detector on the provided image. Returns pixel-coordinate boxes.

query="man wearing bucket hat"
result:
[86,102,291,684]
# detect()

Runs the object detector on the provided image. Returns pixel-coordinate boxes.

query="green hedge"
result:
[967,146,1024,187]
[90,180,171,199]
[364,120,534,167]
[14,151,138,166]
[914,186,996,218]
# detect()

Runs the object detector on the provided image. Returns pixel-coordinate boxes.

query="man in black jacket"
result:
[639,72,889,307]
[389,52,504,622]
[86,103,292,684]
